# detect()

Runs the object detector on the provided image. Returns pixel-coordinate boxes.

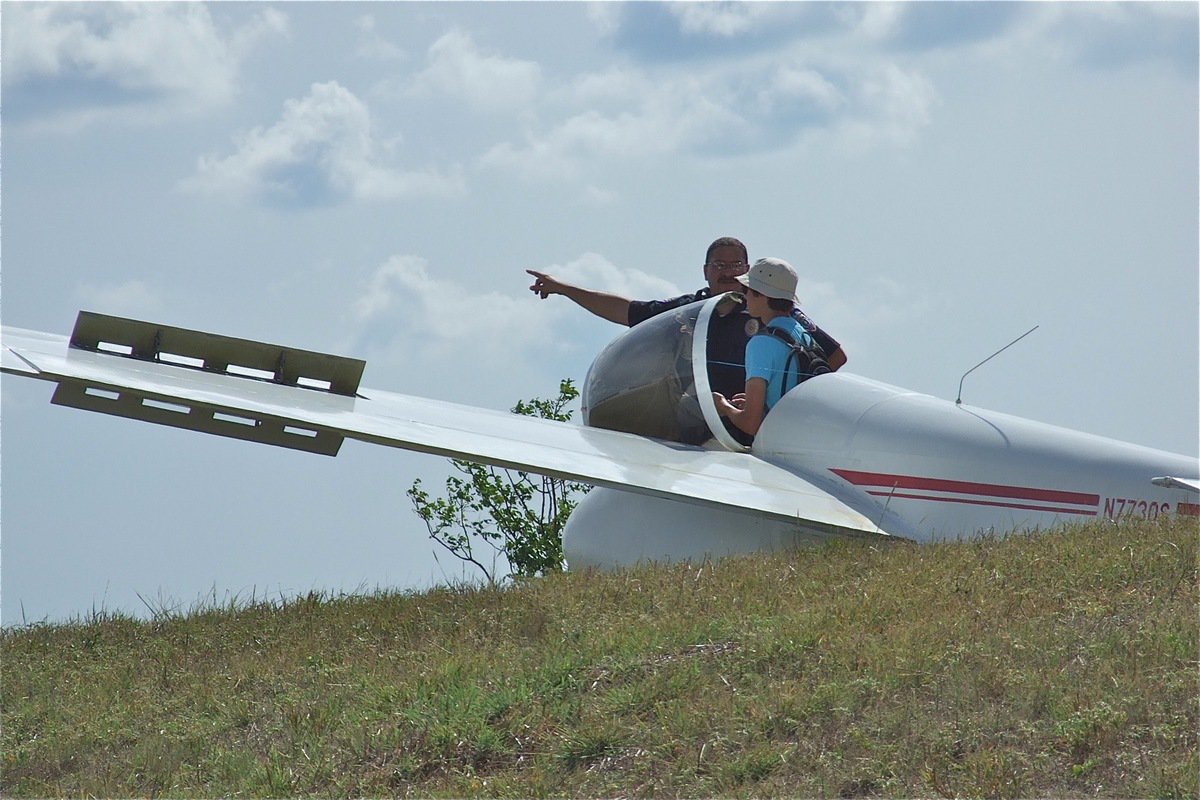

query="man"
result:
[713,257,818,438]
[526,237,846,370]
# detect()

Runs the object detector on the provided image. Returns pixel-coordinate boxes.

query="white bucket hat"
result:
[735,257,798,302]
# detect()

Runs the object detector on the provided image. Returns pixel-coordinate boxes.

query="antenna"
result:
[956,325,1039,405]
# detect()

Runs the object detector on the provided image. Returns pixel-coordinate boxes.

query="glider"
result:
[3,299,1196,569]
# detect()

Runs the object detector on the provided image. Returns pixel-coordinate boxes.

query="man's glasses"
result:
[705,261,748,272]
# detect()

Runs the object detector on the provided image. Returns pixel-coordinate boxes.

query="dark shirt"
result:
[793,308,840,362]
[628,288,742,396]
[628,289,714,328]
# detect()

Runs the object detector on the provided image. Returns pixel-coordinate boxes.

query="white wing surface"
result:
[2,316,887,538]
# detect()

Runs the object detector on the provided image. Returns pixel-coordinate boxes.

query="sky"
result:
[2,1,1197,626]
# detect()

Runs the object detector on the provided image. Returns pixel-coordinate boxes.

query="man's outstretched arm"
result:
[527,269,632,326]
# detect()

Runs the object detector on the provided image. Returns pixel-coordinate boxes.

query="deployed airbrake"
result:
[3,297,1197,570]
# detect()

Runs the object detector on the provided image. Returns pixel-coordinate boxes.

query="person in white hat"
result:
[712,257,829,437]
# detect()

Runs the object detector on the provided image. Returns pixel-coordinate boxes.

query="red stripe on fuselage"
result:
[864,490,1099,516]
[832,468,1099,507]
[1179,503,1200,517]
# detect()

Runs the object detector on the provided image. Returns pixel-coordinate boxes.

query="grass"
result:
[3,515,1196,797]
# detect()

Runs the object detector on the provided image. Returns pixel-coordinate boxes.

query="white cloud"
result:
[182,81,464,205]
[848,3,906,41]
[354,256,529,342]
[1027,3,1198,72]
[584,3,623,37]
[353,255,559,363]
[2,4,287,128]
[355,255,433,322]
[836,63,938,150]
[479,73,738,180]
[668,2,778,37]
[479,47,934,182]
[755,65,845,114]
[538,107,674,155]
[354,252,677,357]
[549,253,681,300]
[347,253,647,410]
[407,29,541,114]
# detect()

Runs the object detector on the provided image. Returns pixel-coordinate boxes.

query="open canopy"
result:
[582,294,752,450]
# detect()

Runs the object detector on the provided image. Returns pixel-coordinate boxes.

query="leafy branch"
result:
[407,379,591,584]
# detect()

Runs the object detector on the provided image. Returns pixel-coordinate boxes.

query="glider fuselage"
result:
[565,297,1197,568]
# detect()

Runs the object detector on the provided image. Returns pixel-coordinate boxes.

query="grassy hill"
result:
[3,516,1196,797]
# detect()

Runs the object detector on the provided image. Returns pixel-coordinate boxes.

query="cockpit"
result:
[581,294,753,451]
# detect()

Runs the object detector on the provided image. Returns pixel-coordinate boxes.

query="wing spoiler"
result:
[7,312,364,456]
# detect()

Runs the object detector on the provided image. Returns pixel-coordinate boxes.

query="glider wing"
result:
[3,313,894,539]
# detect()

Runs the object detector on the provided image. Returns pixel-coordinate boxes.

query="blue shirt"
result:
[744,316,816,410]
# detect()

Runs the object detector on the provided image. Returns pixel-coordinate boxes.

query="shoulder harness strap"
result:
[755,325,830,392]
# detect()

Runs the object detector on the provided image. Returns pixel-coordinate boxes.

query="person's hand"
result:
[527,270,566,299]
[730,393,747,409]
[712,392,733,417]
